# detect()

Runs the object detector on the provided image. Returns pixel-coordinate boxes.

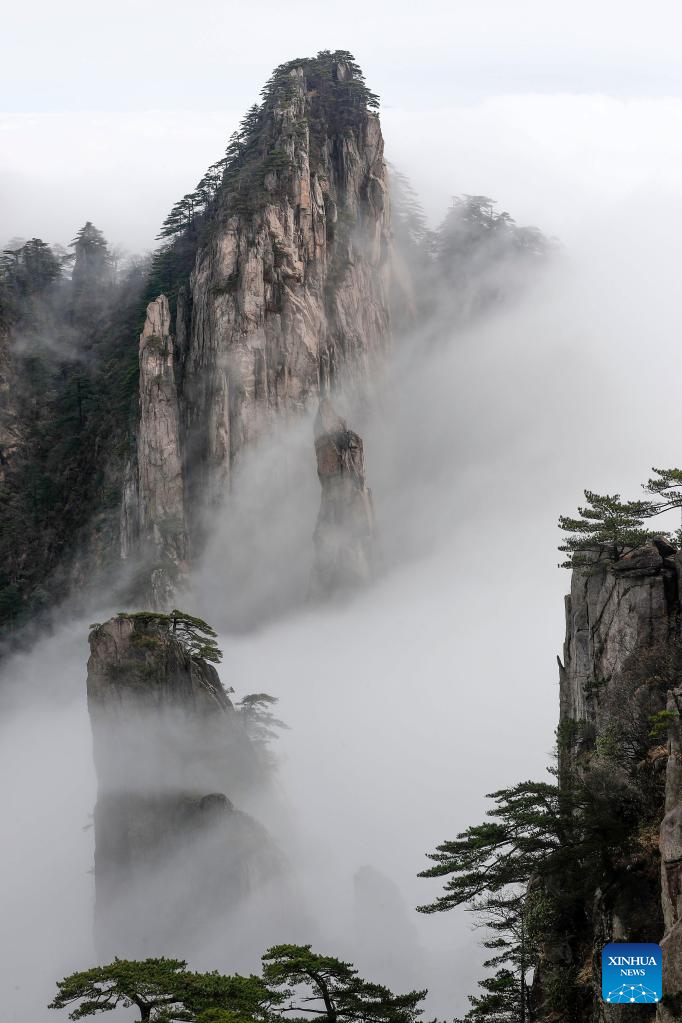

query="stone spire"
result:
[310,398,377,597]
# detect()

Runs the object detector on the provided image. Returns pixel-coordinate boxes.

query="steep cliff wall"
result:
[536,542,682,1020]
[0,55,392,635]
[180,56,391,515]
[660,686,682,1021]
[121,296,189,607]
[87,614,281,957]
[123,54,392,602]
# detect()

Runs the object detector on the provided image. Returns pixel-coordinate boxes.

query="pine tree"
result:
[0,238,63,299]
[558,490,664,567]
[70,222,111,291]
[262,945,425,1023]
[115,609,223,663]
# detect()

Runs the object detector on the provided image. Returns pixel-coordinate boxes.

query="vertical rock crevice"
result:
[123,295,189,608]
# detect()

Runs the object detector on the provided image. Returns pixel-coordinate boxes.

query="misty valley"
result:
[2,46,682,1023]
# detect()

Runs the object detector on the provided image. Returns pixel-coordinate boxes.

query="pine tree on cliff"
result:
[559,468,682,567]
[417,780,577,1023]
[558,489,663,567]
[114,609,223,663]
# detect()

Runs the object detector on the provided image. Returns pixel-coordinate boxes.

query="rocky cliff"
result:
[123,52,392,603]
[535,542,682,1020]
[660,683,682,1021]
[87,614,281,957]
[121,295,189,606]
[0,53,392,637]
[181,54,390,508]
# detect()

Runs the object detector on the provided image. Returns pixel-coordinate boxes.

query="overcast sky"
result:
[2,0,682,251]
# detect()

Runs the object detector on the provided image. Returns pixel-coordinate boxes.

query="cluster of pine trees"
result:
[49,944,424,1023]
[390,172,555,329]
[0,225,147,640]
[558,468,682,566]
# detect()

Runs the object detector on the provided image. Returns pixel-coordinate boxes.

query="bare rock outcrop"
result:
[122,295,189,607]
[535,542,682,1020]
[115,56,392,607]
[659,686,682,1021]
[560,544,677,745]
[310,398,376,597]
[179,55,392,517]
[87,614,281,957]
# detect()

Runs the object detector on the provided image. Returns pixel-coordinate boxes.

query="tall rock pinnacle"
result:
[121,295,189,608]
[116,53,392,606]
[180,52,392,513]
[310,398,377,597]
[87,613,281,958]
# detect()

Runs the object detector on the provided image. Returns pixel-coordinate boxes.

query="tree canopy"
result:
[559,467,682,567]
[116,609,223,663]
[235,693,288,752]
[0,237,64,301]
[70,222,111,290]
[48,958,192,1021]
[49,946,425,1023]
[262,944,424,1023]
[558,490,663,567]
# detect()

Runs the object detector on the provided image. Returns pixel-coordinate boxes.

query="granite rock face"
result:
[119,56,392,606]
[560,545,677,743]
[310,398,376,597]
[659,685,682,1022]
[536,542,682,1021]
[87,614,281,957]
[181,59,391,517]
[122,296,189,607]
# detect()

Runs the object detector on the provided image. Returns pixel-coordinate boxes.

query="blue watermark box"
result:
[602,943,662,1004]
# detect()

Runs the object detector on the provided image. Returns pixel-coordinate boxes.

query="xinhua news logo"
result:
[602,943,662,1004]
